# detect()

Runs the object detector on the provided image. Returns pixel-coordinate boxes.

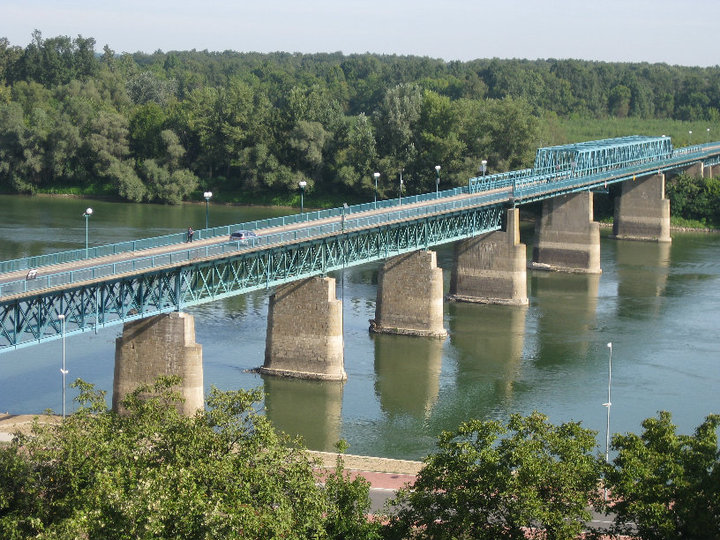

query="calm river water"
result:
[1,194,718,459]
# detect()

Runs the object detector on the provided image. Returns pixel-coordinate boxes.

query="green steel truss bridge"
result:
[2,136,720,353]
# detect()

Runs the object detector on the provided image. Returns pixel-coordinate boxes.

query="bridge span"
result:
[2,136,720,411]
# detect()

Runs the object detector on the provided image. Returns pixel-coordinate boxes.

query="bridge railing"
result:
[0,185,474,276]
[0,187,505,298]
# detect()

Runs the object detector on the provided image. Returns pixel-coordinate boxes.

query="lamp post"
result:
[82,208,93,259]
[688,130,692,145]
[298,181,307,215]
[603,342,613,500]
[434,165,441,198]
[707,127,711,142]
[373,172,380,208]
[58,314,67,419]
[399,169,404,206]
[481,159,487,176]
[203,191,212,229]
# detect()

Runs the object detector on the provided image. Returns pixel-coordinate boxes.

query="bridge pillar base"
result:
[261,277,346,381]
[370,250,447,338]
[448,208,528,305]
[529,191,601,274]
[612,173,671,243]
[113,312,204,416]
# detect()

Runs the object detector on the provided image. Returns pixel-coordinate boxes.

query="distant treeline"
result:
[1,31,719,205]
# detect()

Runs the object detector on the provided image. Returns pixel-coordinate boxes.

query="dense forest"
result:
[1,31,719,206]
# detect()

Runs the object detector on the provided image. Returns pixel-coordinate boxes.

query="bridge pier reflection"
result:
[262,376,343,451]
[615,239,671,319]
[373,333,443,419]
[113,312,204,416]
[530,271,600,368]
[448,303,528,406]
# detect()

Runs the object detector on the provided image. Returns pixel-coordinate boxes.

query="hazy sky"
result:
[3,0,718,67]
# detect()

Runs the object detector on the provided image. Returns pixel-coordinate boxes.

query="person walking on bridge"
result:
[187,226,194,243]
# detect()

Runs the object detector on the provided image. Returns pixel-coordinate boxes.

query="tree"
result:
[384,412,602,540]
[0,377,380,539]
[605,411,720,539]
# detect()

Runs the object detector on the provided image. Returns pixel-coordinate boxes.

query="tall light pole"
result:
[373,172,380,208]
[481,159,487,177]
[203,191,212,229]
[707,127,711,142]
[688,130,693,145]
[298,181,307,215]
[603,342,613,500]
[83,208,93,259]
[435,165,441,198]
[399,169,404,206]
[58,314,67,419]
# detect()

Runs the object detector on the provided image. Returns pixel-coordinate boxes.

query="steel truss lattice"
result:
[0,205,503,353]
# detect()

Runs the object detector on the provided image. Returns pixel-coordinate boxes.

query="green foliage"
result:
[1,37,720,206]
[0,378,380,539]
[383,412,602,540]
[666,173,720,227]
[606,411,720,539]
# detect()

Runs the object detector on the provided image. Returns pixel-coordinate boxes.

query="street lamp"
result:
[481,160,487,176]
[689,130,693,145]
[82,208,93,259]
[399,169,404,206]
[203,191,212,229]
[373,172,380,208]
[298,181,307,215]
[434,165,441,198]
[58,314,67,419]
[603,342,613,500]
[707,127,711,142]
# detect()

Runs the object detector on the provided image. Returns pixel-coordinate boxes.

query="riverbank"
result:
[0,413,423,476]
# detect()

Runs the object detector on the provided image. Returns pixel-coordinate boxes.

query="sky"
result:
[2,0,719,67]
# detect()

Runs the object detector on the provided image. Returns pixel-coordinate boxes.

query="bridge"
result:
[2,135,719,411]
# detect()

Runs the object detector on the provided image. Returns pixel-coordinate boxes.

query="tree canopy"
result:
[1,32,718,204]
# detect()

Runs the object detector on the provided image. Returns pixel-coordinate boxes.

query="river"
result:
[1,194,718,459]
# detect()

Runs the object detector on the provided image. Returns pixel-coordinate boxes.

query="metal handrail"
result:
[0,187,506,298]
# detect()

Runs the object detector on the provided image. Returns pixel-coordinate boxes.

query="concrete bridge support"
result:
[261,276,346,381]
[612,173,671,243]
[370,250,447,338]
[529,191,601,274]
[683,161,704,177]
[447,208,528,305]
[113,312,204,416]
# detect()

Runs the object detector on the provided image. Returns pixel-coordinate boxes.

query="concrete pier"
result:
[261,276,346,381]
[370,250,447,338]
[612,173,671,243]
[113,312,204,416]
[448,208,528,305]
[529,191,601,274]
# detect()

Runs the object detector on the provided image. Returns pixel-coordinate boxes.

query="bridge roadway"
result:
[2,138,720,352]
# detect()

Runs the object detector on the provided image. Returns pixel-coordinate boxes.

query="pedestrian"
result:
[187,226,194,243]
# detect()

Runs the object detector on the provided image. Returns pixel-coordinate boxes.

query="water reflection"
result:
[262,376,343,451]
[529,272,599,368]
[448,303,528,408]
[373,334,443,419]
[615,240,671,320]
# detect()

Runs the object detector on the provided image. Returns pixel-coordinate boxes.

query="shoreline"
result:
[0,413,423,475]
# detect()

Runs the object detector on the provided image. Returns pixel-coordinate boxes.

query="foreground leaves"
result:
[0,377,379,539]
